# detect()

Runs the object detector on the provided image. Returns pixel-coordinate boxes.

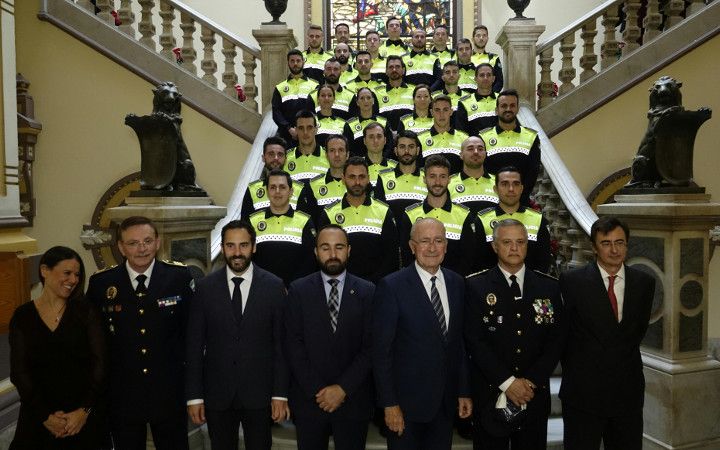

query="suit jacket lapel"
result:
[407,266,445,341]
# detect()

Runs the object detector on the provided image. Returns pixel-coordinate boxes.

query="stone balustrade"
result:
[536,0,707,109]
[75,0,260,112]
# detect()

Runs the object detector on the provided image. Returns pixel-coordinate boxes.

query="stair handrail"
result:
[536,0,622,54]
[519,106,598,269]
[209,111,277,261]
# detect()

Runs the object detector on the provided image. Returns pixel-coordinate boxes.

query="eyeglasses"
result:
[123,238,156,249]
[414,238,445,247]
[599,240,627,249]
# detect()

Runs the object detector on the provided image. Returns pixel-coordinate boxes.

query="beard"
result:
[225,254,251,273]
[320,257,346,276]
[398,153,418,165]
[337,55,349,65]
[289,66,303,76]
[498,112,516,124]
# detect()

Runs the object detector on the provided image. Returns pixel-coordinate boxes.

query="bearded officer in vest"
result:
[476,167,552,273]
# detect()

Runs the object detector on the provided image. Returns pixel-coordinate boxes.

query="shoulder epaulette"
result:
[400,113,413,120]
[91,265,117,276]
[324,199,342,210]
[478,127,494,134]
[404,202,423,212]
[249,209,266,220]
[373,198,390,207]
[533,269,558,281]
[386,158,399,165]
[477,206,495,216]
[459,94,472,101]
[309,173,325,183]
[248,178,263,187]
[378,167,394,176]
[452,203,470,212]
[523,126,539,134]
[294,210,311,220]
[466,268,490,279]
[162,259,187,267]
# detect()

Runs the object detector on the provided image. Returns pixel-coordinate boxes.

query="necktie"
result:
[509,274,522,300]
[430,276,448,338]
[608,275,619,321]
[135,274,148,297]
[231,277,244,322]
[328,279,339,333]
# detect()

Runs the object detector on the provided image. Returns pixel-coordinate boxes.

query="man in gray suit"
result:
[185,220,289,450]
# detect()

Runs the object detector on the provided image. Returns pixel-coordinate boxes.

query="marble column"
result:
[252,25,297,112]
[496,18,545,110]
[598,193,720,449]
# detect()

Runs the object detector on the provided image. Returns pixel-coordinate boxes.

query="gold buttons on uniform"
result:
[140,328,146,335]
[139,309,145,315]
[141,348,147,355]
[517,330,522,336]
[142,368,149,374]
[516,313,521,318]
[516,348,521,354]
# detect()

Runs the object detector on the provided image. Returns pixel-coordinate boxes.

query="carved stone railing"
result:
[74,0,260,112]
[536,0,710,109]
[519,107,597,271]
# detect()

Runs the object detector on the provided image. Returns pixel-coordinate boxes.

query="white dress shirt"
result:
[226,263,254,313]
[126,259,155,291]
[414,262,450,329]
[597,263,626,321]
[497,264,526,392]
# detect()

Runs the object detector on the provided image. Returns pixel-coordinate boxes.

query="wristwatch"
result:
[82,406,93,415]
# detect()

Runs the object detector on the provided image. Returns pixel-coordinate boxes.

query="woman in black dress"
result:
[9,246,107,449]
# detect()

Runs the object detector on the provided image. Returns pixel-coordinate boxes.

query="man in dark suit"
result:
[465,218,564,449]
[285,224,375,449]
[86,216,193,450]
[185,220,289,450]
[373,217,472,450]
[560,216,655,450]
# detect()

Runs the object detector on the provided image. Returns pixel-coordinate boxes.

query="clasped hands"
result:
[505,377,536,406]
[44,409,88,438]
[385,398,472,436]
[316,384,346,413]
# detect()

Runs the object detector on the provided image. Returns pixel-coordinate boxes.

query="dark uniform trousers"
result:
[387,404,454,450]
[204,402,272,450]
[87,261,193,450]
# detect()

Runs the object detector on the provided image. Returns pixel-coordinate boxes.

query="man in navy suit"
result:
[285,224,375,449]
[373,217,473,450]
[560,216,655,450]
[185,220,289,450]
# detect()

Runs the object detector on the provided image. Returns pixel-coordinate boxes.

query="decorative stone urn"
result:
[507,0,531,18]
[263,0,288,24]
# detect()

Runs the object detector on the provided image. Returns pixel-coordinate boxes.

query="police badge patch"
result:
[106,286,117,300]
[426,138,433,146]
[256,188,265,198]
[319,186,328,196]
[408,120,415,127]
[283,86,289,92]
[455,184,465,193]
[257,221,267,231]
[489,138,497,146]
[355,124,362,131]
[407,60,414,67]
[382,96,389,103]
[335,213,345,224]
[471,104,478,111]
[490,219,498,229]
[387,180,396,190]
[288,161,296,171]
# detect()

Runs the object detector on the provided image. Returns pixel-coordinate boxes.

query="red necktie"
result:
[608,275,619,321]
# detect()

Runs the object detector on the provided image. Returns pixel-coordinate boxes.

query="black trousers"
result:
[562,402,643,450]
[110,412,188,450]
[473,391,550,450]
[205,406,272,450]
[294,412,369,450]
[387,406,453,450]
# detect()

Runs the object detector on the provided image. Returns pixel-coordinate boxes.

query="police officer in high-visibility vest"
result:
[318,157,400,283]
[363,122,398,186]
[335,42,358,85]
[471,25,503,93]
[455,63,498,137]
[303,24,332,83]
[374,130,428,224]
[345,51,384,94]
[403,28,439,87]
[365,31,388,81]
[249,170,317,286]
[431,61,464,113]
[429,24,456,67]
[375,55,414,132]
[399,155,478,275]
[476,167,552,273]
[307,58,355,120]
[480,89,541,205]
[455,38,477,93]
[298,134,348,225]
[272,50,317,146]
[241,136,305,221]
[284,110,330,182]
[448,135,498,216]
[418,95,468,174]
[379,17,409,57]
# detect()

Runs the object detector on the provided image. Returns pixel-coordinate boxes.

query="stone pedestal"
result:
[496,19,545,110]
[598,193,720,449]
[252,25,297,111]
[108,196,226,274]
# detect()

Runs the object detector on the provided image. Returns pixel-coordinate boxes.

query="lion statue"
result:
[626,76,711,189]
[125,82,203,193]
